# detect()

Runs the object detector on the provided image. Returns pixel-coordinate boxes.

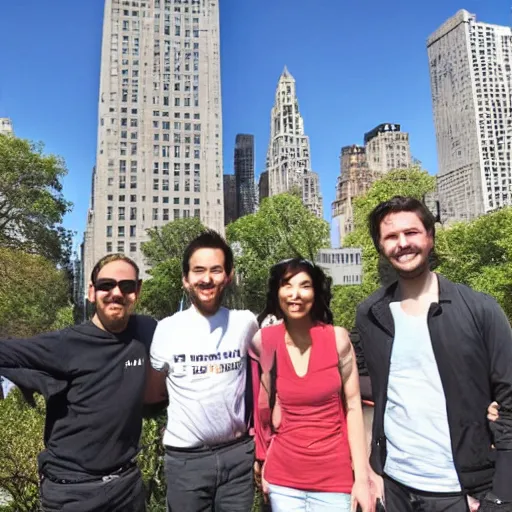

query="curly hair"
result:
[257,258,333,326]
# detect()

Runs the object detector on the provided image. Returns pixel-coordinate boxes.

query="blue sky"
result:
[0,0,510,250]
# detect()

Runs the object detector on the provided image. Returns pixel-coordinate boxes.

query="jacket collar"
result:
[369,273,454,337]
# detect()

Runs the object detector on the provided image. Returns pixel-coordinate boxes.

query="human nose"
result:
[397,233,408,248]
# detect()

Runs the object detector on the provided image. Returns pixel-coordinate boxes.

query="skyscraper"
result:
[331,145,375,246]
[364,123,411,174]
[428,10,512,222]
[223,174,237,225]
[83,0,224,282]
[265,67,323,217]
[234,134,256,218]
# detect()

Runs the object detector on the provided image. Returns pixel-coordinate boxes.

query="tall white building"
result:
[428,10,512,222]
[265,67,323,217]
[84,0,224,282]
[0,118,13,135]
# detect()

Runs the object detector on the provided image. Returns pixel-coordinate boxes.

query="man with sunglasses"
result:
[146,231,259,512]
[0,253,156,512]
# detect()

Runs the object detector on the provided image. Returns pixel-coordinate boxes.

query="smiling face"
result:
[88,260,140,333]
[183,247,231,316]
[379,211,434,279]
[278,270,315,321]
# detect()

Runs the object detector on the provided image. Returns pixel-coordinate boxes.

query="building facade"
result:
[83,0,224,282]
[315,248,362,286]
[428,10,512,222]
[234,134,256,218]
[223,174,237,225]
[265,67,323,217]
[258,171,269,204]
[331,145,375,246]
[364,123,411,174]
[0,118,13,135]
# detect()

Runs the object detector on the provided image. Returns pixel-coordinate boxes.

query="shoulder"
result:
[356,284,393,318]
[333,326,351,356]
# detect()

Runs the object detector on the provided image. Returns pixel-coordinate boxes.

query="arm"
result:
[483,297,512,502]
[336,326,369,484]
[249,330,273,462]
[0,331,67,375]
[147,320,170,405]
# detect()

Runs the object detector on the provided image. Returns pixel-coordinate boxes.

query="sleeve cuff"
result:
[493,450,512,502]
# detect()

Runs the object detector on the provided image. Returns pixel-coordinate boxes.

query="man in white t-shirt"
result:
[147,231,258,512]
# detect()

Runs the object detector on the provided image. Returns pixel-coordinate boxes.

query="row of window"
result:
[106,194,200,204]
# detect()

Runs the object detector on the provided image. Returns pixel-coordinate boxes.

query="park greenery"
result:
[0,132,511,510]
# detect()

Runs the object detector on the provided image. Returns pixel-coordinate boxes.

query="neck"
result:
[92,314,128,334]
[192,302,221,318]
[285,315,315,339]
[398,270,437,300]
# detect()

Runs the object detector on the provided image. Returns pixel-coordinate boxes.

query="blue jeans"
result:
[268,484,352,512]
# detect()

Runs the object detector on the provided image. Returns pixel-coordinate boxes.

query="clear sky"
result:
[0,0,510,251]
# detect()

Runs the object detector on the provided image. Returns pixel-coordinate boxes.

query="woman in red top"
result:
[251,258,372,512]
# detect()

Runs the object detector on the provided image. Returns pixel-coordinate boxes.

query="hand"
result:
[487,401,500,422]
[351,478,374,512]
[467,495,480,511]
[369,468,384,503]
[253,460,270,503]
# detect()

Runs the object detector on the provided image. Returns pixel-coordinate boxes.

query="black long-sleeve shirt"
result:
[0,315,157,480]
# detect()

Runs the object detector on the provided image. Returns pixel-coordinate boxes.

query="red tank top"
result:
[261,323,354,493]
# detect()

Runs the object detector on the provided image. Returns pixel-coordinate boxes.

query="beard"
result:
[187,283,226,316]
[95,297,131,333]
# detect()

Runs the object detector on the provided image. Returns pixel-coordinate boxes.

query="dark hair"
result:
[182,230,234,276]
[257,258,333,326]
[90,253,140,284]
[368,196,436,252]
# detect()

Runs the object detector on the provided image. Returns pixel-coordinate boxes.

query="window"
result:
[163,208,169,221]
[108,195,114,201]
[184,197,190,205]
[108,177,114,186]
[130,175,137,189]
[106,242,113,253]
[174,209,180,220]
[119,176,126,189]
[173,197,180,204]
[194,198,200,205]
[130,225,136,237]
[130,207,137,220]
[194,208,200,218]
[117,241,125,253]
[163,179,169,191]
[153,196,159,203]
[119,195,125,202]
[107,226,113,238]
[153,179,159,190]
[120,160,127,172]
[163,197,169,204]
[152,208,158,220]
[130,194,137,202]
[118,226,125,237]
[183,209,190,218]
[119,207,126,220]
[107,206,113,220]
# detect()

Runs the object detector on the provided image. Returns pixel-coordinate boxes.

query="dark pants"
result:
[165,435,254,512]
[384,475,469,512]
[40,465,146,512]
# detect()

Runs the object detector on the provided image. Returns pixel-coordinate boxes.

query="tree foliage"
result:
[435,207,512,319]
[226,194,330,313]
[0,248,71,338]
[139,218,206,319]
[0,135,72,265]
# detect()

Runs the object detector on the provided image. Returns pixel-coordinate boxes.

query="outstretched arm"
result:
[0,331,68,376]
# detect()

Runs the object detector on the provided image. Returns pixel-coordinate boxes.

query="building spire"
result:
[281,65,293,79]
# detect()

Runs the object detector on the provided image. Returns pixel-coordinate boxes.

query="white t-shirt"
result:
[384,302,460,492]
[150,306,259,448]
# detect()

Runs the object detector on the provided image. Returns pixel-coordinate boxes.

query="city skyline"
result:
[1,1,511,247]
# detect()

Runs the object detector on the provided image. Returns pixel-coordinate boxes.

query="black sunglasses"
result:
[94,278,140,294]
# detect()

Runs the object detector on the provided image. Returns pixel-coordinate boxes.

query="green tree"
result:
[332,167,436,329]
[0,248,71,338]
[139,218,206,319]
[0,134,72,265]
[435,207,512,319]
[226,193,330,313]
